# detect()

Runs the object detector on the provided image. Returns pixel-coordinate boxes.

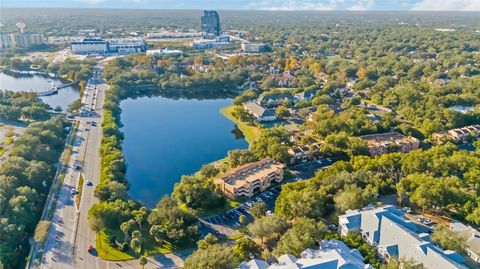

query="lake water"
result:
[120,96,248,208]
[0,72,79,110]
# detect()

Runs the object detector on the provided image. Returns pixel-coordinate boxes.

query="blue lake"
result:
[120,96,248,208]
[0,72,79,110]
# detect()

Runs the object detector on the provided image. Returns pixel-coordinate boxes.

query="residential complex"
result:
[243,102,277,122]
[70,38,146,55]
[432,124,480,143]
[213,158,284,199]
[1,32,45,49]
[201,10,221,37]
[294,88,318,101]
[450,222,480,263]
[258,92,295,107]
[241,43,268,53]
[360,132,420,157]
[338,205,467,269]
[240,240,374,269]
[287,143,322,164]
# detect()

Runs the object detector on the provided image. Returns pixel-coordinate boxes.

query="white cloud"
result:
[347,0,375,10]
[74,0,146,4]
[245,0,341,10]
[412,0,480,11]
[246,0,383,11]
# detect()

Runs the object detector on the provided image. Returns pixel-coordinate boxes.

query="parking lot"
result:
[198,158,337,239]
[200,186,282,237]
[289,158,335,180]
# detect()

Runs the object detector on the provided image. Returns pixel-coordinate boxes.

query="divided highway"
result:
[37,67,107,269]
[33,61,187,269]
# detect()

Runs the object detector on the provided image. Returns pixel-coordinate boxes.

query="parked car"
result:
[71,188,77,195]
[328,223,338,230]
[417,217,434,226]
[402,207,415,214]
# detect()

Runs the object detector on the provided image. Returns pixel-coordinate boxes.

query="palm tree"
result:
[139,255,148,269]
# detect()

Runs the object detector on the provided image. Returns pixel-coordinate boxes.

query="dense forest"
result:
[0,117,69,268]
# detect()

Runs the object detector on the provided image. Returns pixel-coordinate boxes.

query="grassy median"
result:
[74,174,84,210]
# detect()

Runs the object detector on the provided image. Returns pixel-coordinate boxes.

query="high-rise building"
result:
[0,33,45,49]
[201,10,221,37]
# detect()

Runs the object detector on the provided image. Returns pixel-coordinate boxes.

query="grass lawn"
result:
[96,229,175,261]
[75,174,84,210]
[96,230,135,261]
[227,232,244,241]
[220,105,261,145]
[190,199,241,218]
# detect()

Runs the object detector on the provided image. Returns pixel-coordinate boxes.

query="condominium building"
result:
[243,102,276,122]
[287,143,322,164]
[1,33,45,49]
[241,43,268,53]
[432,124,480,143]
[240,240,374,269]
[360,132,419,157]
[214,158,284,199]
[450,222,480,263]
[338,205,467,269]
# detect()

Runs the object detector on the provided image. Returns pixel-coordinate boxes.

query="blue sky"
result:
[1,0,479,11]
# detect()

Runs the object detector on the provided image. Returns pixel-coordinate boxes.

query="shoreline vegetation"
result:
[220,105,261,145]
[90,52,275,260]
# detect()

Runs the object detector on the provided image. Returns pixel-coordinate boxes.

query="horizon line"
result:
[0,7,479,12]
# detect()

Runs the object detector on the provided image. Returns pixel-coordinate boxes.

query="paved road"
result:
[52,49,71,64]
[36,62,187,269]
[39,67,107,269]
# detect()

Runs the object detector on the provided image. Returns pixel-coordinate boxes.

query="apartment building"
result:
[214,158,284,199]
[243,102,276,122]
[360,132,419,157]
[287,143,322,164]
[241,43,268,53]
[450,222,480,263]
[1,33,45,49]
[338,206,467,269]
[240,240,373,269]
[432,124,480,143]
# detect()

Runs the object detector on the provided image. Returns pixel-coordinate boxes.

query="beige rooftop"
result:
[216,158,284,189]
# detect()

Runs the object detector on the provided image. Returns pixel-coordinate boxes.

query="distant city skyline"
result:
[1,0,479,11]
